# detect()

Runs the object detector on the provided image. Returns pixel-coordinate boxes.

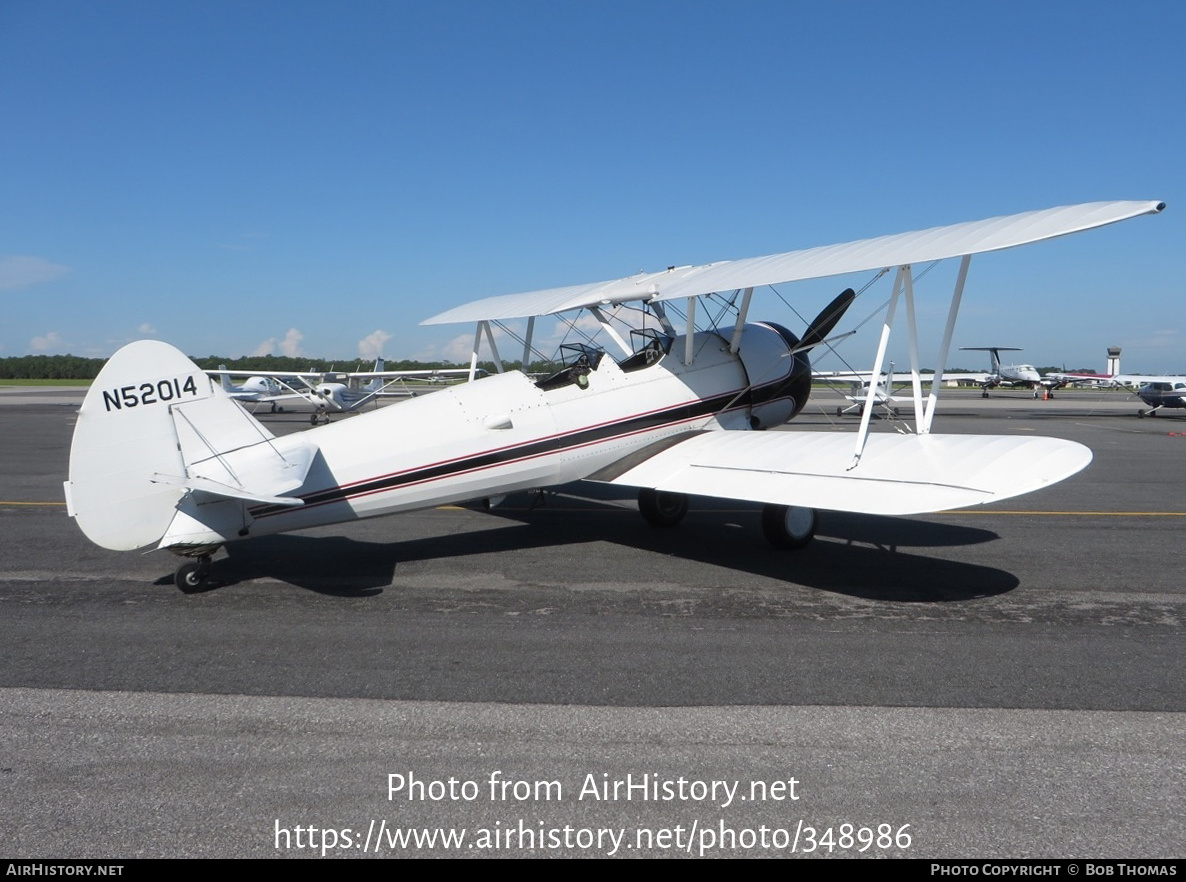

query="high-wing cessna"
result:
[215,368,286,410]
[822,364,905,417]
[1135,377,1186,417]
[959,347,1066,398]
[209,359,475,423]
[64,200,1165,591]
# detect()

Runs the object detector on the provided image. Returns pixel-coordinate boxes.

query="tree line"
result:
[0,353,549,380]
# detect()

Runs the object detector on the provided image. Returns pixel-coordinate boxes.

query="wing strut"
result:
[522,316,535,370]
[852,267,905,468]
[467,323,484,382]
[482,321,505,373]
[728,287,754,355]
[590,306,633,357]
[850,255,974,466]
[923,254,971,434]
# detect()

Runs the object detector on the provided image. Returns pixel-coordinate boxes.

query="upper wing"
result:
[594,430,1091,516]
[423,200,1164,325]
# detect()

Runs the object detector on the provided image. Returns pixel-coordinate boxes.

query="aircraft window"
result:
[618,329,673,373]
[534,343,605,392]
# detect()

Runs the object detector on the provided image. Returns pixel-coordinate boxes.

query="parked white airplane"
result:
[959,347,1066,398]
[215,368,286,410]
[209,359,475,423]
[828,364,904,417]
[64,200,1165,591]
[1135,378,1186,417]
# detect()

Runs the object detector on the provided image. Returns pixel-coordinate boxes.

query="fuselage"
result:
[174,323,810,547]
[1138,380,1186,409]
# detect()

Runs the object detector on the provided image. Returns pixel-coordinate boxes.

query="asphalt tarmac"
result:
[1,387,1182,858]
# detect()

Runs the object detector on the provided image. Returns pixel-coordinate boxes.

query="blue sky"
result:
[1,1,1181,371]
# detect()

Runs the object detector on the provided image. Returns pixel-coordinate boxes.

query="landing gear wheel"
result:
[762,504,817,549]
[981,390,989,398]
[175,557,212,593]
[638,488,688,528]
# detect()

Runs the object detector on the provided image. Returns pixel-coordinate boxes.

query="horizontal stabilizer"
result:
[150,473,305,507]
[600,431,1092,515]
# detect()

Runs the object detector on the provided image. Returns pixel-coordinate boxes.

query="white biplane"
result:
[64,200,1164,591]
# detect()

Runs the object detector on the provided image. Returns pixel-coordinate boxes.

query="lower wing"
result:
[594,431,1090,516]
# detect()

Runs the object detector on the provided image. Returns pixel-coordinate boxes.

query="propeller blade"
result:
[799,288,856,351]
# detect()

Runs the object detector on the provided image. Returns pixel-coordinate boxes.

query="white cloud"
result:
[30,331,64,352]
[250,327,305,358]
[138,322,157,335]
[358,329,392,360]
[442,333,478,363]
[280,328,304,357]
[0,256,71,291]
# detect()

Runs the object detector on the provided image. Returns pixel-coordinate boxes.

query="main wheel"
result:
[174,558,211,593]
[638,488,688,528]
[762,504,817,549]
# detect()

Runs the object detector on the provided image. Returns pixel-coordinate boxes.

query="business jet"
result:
[63,200,1165,591]
[959,347,1067,398]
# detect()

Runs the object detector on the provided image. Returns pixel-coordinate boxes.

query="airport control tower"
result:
[1107,347,1122,376]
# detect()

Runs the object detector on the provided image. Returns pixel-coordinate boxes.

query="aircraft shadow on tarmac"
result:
[170,487,1017,603]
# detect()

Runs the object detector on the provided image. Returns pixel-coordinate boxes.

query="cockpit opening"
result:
[617,328,673,373]
[534,343,606,392]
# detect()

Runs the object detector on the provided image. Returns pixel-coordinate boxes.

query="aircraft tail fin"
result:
[217,365,235,392]
[65,341,310,551]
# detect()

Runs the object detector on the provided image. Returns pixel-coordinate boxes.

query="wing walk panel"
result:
[601,431,1092,516]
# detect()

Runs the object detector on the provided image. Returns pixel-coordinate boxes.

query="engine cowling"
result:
[736,321,813,429]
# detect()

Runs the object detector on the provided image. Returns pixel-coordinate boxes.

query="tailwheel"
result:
[638,488,688,528]
[762,504,817,550]
[175,557,212,593]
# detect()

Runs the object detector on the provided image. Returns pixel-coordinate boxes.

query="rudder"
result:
[65,341,290,551]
